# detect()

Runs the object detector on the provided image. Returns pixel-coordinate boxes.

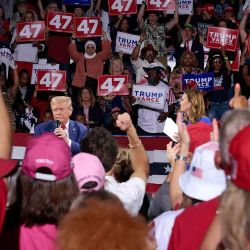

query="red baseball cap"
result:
[229,125,250,191]
[0,159,18,178]
[203,3,215,15]
[22,133,73,181]
[187,122,213,153]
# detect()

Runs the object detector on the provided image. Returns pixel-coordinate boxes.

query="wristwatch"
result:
[175,155,187,162]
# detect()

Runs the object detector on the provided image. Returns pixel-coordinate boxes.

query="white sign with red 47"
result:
[37,70,66,92]
[98,75,129,96]
[47,11,74,33]
[75,17,102,38]
[16,21,46,42]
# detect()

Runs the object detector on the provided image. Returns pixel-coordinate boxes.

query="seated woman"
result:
[72,87,103,128]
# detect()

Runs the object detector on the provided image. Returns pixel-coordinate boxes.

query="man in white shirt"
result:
[137,63,175,134]
[81,113,149,216]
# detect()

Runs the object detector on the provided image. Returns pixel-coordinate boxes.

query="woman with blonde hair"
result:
[179,88,211,125]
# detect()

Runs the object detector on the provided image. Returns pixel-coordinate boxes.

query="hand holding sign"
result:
[98,75,129,96]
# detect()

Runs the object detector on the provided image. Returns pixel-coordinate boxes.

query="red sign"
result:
[75,17,102,38]
[47,11,74,33]
[108,0,137,15]
[16,21,45,42]
[98,75,129,96]
[231,50,241,72]
[147,0,174,11]
[37,70,66,92]
[206,27,239,51]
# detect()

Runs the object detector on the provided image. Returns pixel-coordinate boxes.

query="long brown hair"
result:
[78,87,96,107]
[17,172,79,227]
[185,89,206,124]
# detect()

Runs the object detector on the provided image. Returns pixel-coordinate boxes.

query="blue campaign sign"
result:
[182,72,214,92]
[63,0,91,6]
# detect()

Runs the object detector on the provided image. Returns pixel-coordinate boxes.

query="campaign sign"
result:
[31,63,60,84]
[231,50,241,72]
[108,0,137,15]
[75,17,102,38]
[147,0,192,14]
[16,21,46,42]
[37,70,66,92]
[115,32,140,55]
[47,11,74,33]
[182,72,214,92]
[178,0,193,14]
[63,0,91,5]
[132,85,166,110]
[147,0,174,11]
[98,75,129,96]
[206,27,239,51]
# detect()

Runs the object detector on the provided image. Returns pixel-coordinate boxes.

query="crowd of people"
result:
[0,0,249,134]
[0,0,250,249]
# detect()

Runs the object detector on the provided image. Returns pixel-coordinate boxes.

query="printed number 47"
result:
[77,19,98,34]
[19,24,41,38]
[49,15,72,29]
[101,77,125,92]
[40,72,62,88]
[111,0,132,12]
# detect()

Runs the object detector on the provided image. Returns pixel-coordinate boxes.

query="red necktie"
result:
[186,42,189,51]
[60,124,66,130]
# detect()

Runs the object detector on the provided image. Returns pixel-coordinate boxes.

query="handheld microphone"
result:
[55,120,60,128]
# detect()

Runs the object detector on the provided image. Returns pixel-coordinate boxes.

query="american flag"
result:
[12,134,171,193]
[191,166,203,178]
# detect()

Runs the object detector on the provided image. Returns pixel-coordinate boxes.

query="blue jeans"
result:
[208,101,231,121]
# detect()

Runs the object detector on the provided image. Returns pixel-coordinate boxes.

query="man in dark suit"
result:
[175,24,205,69]
[35,96,88,155]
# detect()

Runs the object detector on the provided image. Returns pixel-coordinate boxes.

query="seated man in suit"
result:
[35,96,88,155]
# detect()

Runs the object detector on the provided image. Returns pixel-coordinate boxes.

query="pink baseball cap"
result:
[72,153,105,192]
[22,133,72,181]
[229,125,250,191]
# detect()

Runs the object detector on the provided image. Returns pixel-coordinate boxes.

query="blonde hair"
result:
[185,89,206,124]
[113,148,134,182]
[50,96,72,110]
[109,57,124,75]
[179,51,198,68]
[220,182,250,250]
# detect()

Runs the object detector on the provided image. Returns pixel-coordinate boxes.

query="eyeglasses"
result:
[213,60,222,64]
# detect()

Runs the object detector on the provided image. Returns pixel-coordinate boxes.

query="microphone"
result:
[55,120,60,128]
